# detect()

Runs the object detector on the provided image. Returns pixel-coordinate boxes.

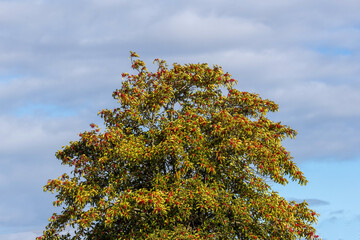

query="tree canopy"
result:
[37,52,320,239]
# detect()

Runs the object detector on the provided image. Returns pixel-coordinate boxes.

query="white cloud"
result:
[148,10,271,50]
[0,115,83,156]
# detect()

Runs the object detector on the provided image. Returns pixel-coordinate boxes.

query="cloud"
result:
[287,198,330,207]
[146,10,271,52]
[305,199,331,207]
[0,115,83,157]
[330,210,344,215]
[317,214,360,240]
[0,231,39,240]
[0,0,359,237]
[272,81,360,118]
[0,113,92,232]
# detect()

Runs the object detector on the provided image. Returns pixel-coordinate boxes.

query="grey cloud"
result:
[1,0,359,163]
[1,0,360,236]
[306,199,331,206]
[0,115,86,157]
[288,198,330,206]
[330,210,344,215]
[0,116,97,234]
[272,115,360,161]
[146,10,271,51]
[317,214,359,240]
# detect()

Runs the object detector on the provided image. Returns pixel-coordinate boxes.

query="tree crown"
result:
[38,51,320,240]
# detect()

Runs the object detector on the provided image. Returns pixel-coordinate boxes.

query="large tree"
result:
[38,52,320,239]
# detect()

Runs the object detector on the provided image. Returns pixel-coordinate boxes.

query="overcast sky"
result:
[0,0,359,239]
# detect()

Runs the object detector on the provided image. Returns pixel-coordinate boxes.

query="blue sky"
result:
[0,0,359,239]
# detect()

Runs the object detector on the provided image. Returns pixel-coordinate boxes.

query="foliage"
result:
[37,51,320,239]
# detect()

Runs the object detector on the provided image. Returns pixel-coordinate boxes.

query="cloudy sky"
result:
[0,0,359,239]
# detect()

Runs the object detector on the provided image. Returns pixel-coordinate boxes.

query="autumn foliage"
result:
[38,51,320,239]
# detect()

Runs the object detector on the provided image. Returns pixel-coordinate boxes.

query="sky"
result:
[0,0,359,239]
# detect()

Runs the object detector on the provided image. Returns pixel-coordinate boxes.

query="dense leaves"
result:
[38,51,320,239]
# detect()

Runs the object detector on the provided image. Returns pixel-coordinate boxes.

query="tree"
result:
[37,51,320,239]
